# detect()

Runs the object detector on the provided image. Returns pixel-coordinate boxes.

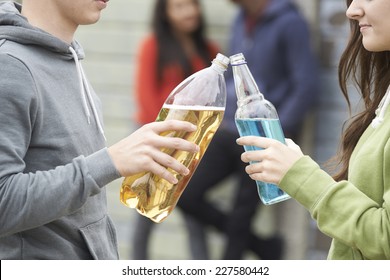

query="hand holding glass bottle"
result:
[236,136,304,187]
[231,53,292,205]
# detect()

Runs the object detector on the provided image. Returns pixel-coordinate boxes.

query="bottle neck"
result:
[232,62,264,103]
[211,61,228,74]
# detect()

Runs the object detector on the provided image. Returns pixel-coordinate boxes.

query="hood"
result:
[372,86,390,128]
[0,1,84,59]
[0,1,105,139]
[237,0,299,23]
[263,0,298,20]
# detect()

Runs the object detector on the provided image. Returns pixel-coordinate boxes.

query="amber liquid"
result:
[120,104,224,223]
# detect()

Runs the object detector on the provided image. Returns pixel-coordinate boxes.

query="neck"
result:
[21,1,77,44]
[243,0,269,19]
[173,31,196,57]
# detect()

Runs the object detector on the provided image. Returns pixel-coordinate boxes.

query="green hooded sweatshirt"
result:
[280,92,390,259]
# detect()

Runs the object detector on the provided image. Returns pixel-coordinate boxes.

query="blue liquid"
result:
[235,118,290,205]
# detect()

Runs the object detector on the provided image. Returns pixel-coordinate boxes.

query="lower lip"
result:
[96,0,108,9]
[360,26,370,32]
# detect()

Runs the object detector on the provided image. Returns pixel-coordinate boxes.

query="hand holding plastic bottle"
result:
[236,136,304,185]
[108,120,199,184]
[119,53,229,223]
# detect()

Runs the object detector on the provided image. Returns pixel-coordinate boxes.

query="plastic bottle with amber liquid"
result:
[120,53,230,222]
[231,53,290,205]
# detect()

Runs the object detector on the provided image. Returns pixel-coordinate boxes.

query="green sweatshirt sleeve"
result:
[279,156,390,259]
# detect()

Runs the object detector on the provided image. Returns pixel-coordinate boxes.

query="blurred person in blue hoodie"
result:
[178,0,319,259]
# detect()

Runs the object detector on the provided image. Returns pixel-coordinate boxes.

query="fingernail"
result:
[172,177,178,184]
[191,124,197,130]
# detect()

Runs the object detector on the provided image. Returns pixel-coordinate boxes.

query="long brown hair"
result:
[334,0,390,181]
[152,0,211,82]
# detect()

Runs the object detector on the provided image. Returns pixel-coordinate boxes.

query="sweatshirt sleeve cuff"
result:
[279,156,336,211]
[85,148,121,188]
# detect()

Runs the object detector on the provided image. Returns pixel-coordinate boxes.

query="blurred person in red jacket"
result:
[131,0,219,260]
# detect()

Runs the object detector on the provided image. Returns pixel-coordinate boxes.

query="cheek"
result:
[167,8,182,27]
[371,15,390,51]
[361,27,390,52]
[382,25,390,51]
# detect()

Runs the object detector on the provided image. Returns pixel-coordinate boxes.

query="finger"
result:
[244,162,264,181]
[246,165,276,185]
[285,138,299,148]
[241,150,266,163]
[149,120,197,134]
[249,173,266,183]
[152,150,190,177]
[285,138,294,146]
[236,136,279,149]
[155,135,200,153]
[245,161,263,175]
[147,160,179,184]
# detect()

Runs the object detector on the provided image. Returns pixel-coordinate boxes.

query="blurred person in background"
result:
[178,0,319,259]
[131,0,219,260]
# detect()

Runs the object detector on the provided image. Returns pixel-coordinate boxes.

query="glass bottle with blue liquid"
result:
[231,53,290,205]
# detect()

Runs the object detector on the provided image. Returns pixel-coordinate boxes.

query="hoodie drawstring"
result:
[69,46,106,141]
[372,85,390,129]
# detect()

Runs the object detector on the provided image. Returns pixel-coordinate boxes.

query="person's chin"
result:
[362,39,388,53]
[80,13,102,25]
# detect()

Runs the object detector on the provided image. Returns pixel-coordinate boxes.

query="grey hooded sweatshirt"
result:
[0,1,121,259]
